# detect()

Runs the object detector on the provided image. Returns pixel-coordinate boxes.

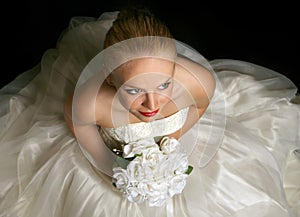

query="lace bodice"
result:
[99,107,189,154]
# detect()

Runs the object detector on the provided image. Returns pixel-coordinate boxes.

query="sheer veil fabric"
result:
[72,35,226,175]
[0,11,299,217]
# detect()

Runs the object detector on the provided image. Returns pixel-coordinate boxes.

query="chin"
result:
[137,115,154,122]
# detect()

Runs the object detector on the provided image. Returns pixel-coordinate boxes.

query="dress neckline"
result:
[103,106,190,130]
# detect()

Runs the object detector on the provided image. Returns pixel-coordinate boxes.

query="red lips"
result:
[139,109,159,117]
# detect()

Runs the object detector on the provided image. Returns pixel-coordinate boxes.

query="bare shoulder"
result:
[174,56,216,105]
[66,79,115,127]
[94,83,117,127]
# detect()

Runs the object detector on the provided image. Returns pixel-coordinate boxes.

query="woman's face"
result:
[111,58,175,122]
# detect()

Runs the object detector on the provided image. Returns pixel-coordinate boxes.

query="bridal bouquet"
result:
[112,136,193,207]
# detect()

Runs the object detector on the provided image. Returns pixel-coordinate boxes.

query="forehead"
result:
[113,58,175,83]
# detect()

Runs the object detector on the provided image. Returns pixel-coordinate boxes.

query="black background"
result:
[2,0,299,89]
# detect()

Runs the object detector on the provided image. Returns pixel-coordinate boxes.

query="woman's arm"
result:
[165,104,207,140]
[64,89,116,177]
[169,57,216,139]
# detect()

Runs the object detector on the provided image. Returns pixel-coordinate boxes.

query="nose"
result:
[142,92,157,110]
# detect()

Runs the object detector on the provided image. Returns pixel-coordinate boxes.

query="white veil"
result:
[72,35,226,176]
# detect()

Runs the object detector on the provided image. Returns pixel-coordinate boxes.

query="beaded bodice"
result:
[99,107,189,154]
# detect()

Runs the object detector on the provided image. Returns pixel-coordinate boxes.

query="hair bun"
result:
[116,6,154,21]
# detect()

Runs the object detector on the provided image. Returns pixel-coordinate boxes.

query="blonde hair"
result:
[101,7,177,75]
[104,7,174,48]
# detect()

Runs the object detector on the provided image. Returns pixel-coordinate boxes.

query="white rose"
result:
[168,174,188,197]
[123,138,158,158]
[112,167,130,193]
[160,137,180,154]
[140,147,163,169]
[125,186,145,203]
[157,152,188,177]
[113,136,193,207]
[142,181,169,207]
[126,149,162,181]
[125,159,147,182]
[172,153,189,174]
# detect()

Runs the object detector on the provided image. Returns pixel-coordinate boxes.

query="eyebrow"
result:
[123,77,173,90]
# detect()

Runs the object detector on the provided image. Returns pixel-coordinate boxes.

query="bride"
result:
[0,6,299,217]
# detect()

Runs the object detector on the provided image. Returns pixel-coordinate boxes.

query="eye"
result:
[125,88,143,95]
[158,82,171,90]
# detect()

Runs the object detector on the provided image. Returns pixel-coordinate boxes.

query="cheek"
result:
[118,93,143,109]
[159,95,172,105]
[159,89,173,101]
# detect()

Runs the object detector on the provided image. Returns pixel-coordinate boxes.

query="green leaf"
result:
[124,153,141,162]
[116,156,131,169]
[185,165,193,175]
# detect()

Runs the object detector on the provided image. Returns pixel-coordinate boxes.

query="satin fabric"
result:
[0,12,299,217]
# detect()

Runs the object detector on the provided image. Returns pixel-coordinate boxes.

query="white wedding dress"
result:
[0,11,299,217]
